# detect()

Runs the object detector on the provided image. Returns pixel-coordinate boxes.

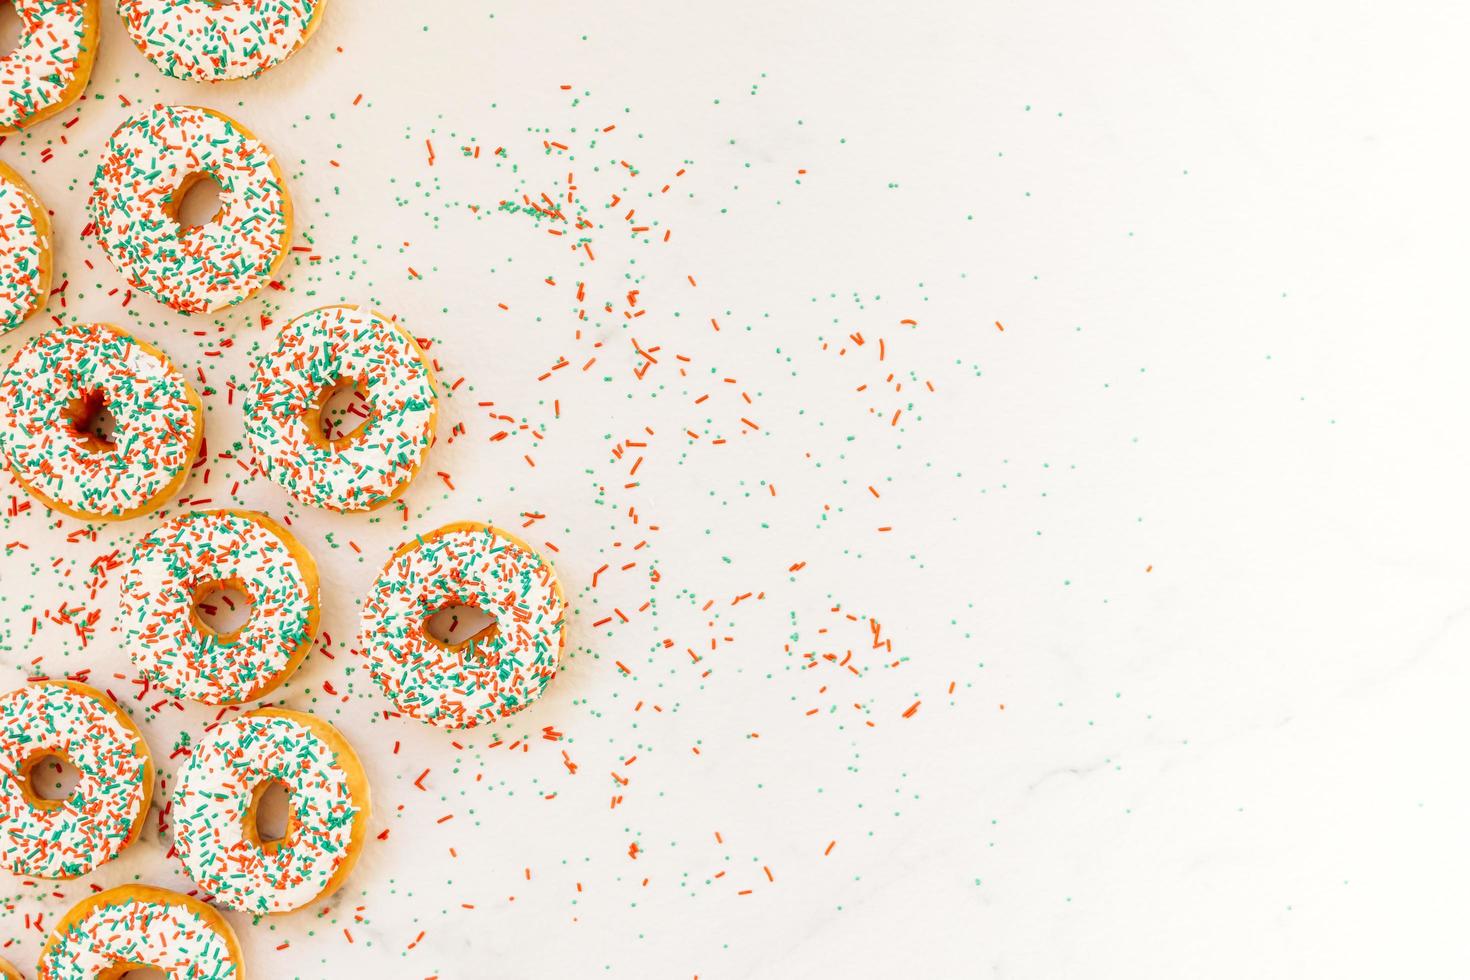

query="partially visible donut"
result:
[37,885,243,979]
[360,522,568,729]
[0,161,52,333]
[119,509,321,705]
[0,322,203,521]
[0,681,153,880]
[173,708,370,915]
[0,1,99,132]
[88,103,292,314]
[243,304,438,512]
[117,0,327,82]
[0,955,19,979]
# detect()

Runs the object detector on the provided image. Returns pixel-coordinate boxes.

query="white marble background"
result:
[0,1,1467,977]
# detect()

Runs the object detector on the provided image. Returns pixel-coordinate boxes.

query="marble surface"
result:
[0,1,1466,976]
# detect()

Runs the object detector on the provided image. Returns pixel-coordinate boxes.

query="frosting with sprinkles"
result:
[360,522,568,729]
[0,682,152,880]
[174,709,369,915]
[243,303,438,512]
[38,885,242,979]
[0,322,202,520]
[88,103,292,314]
[119,509,320,705]
[118,0,326,82]
[0,160,51,333]
[0,0,97,131]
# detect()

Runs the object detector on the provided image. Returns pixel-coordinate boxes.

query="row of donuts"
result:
[120,510,569,729]
[1,101,293,333]
[3,0,327,134]
[0,682,344,978]
[1,682,366,905]
[0,305,436,517]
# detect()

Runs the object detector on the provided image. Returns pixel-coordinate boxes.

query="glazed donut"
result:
[118,0,327,82]
[0,681,153,880]
[0,161,52,332]
[360,522,568,729]
[119,509,320,705]
[0,955,19,979]
[38,885,243,979]
[0,322,203,521]
[243,304,438,512]
[173,708,369,915]
[88,103,292,314]
[0,1,99,132]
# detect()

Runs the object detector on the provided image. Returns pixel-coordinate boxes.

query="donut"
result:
[360,522,568,729]
[119,509,320,705]
[0,681,153,880]
[0,161,52,332]
[88,103,292,314]
[117,0,327,83]
[243,304,438,512]
[0,1,99,132]
[0,322,203,521]
[0,955,19,979]
[173,708,369,915]
[38,885,243,979]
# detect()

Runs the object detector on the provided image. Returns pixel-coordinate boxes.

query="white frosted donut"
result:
[173,708,370,915]
[88,103,292,314]
[117,0,327,82]
[0,681,153,880]
[0,0,99,131]
[0,322,203,521]
[243,304,438,512]
[0,160,52,332]
[119,509,320,705]
[360,522,568,729]
[38,885,243,979]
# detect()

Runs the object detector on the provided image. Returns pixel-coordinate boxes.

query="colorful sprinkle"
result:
[117,0,326,82]
[360,523,566,729]
[173,710,367,915]
[0,681,151,879]
[243,303,437,512]
[0,322,201,520]
[88,104,291,314]
[118,509,319,704]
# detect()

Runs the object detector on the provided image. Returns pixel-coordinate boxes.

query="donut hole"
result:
[248,779,293,851]
[62,388,118,453]
[168,172,226,229]
[23,753,81,806]
[110,968,167,980]
[313,376,373,447]
[0,4,23,58]
[191,579,255,641]
[424,602,500,655]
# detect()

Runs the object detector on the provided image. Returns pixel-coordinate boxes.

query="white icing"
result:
[360,525,567,729]
[173,712,362,914]
[0,323,199,518]
[0,0,92,129]
[39,889,239,979]
[88,104,289,314]
[0,166,49,332]
[119,510,316,704]
[0,682,149,879]
[117,0,323,82]
[243,304,438,512]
